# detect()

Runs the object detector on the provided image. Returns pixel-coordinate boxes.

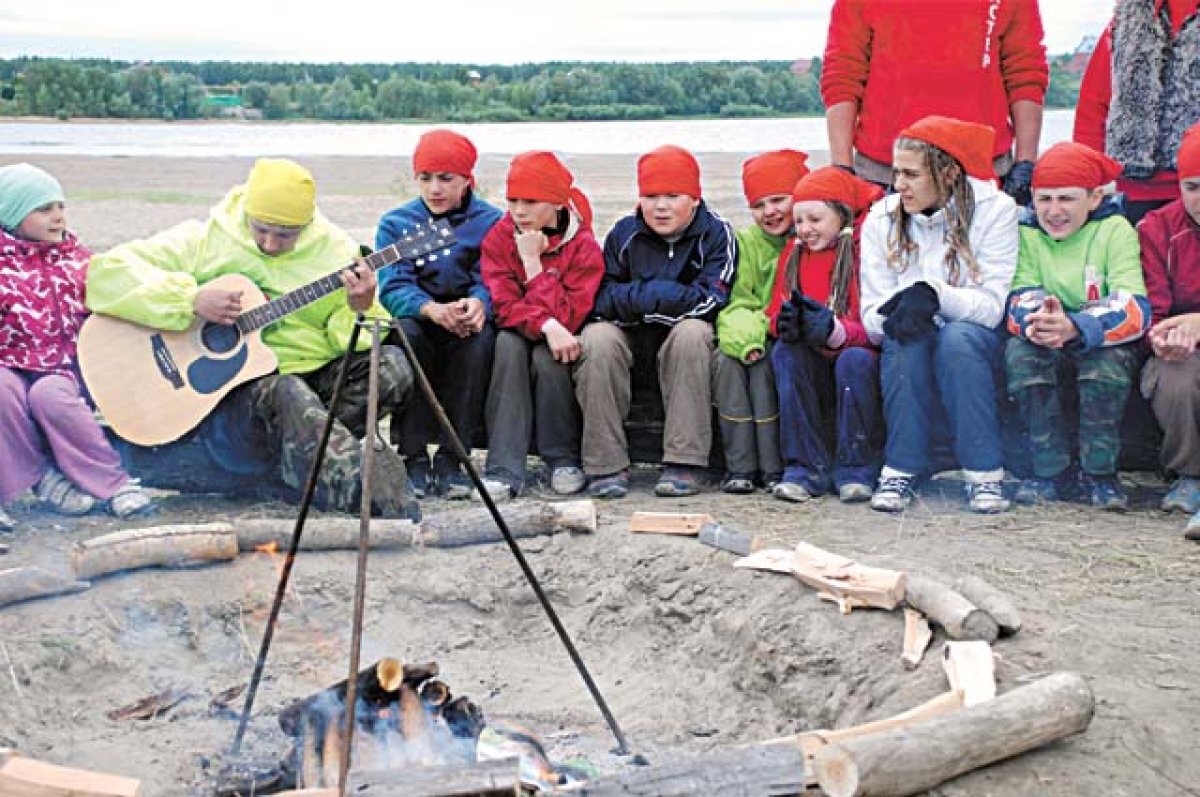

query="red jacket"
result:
[765,240,872,352]
[821,0,1048,166]
[0,228,91,378]
[1074,25,1181,204]
[1138,199,1200,326]
[481,212,604,340]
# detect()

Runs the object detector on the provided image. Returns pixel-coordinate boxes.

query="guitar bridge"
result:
[151,334,185,389]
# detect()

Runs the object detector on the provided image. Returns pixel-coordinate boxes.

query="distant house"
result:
[790,58,814,76]
[1062,34,1098,77]
[466,69,482,87]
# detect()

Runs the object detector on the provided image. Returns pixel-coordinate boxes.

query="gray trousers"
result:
[1142,352,1200,476]
[712,349,782,478]
[485,329,582,489]
[573,319,714,475]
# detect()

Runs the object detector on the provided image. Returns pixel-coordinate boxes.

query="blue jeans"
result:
[772,341,881,493]
[881,321,1004,477]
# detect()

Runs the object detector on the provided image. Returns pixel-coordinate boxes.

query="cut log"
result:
[71,523,238,580]
[791,542,906,613]
[628,512,714,536]
[0,567,90,608]
[234,517,419,552]
[0,755,141,796]
[758,690,964,787]
[941,641,996,707]
[813,671,1094,797]
[420,500,596,547]
[555,745,806,796]
[953,574,1022,636]
[278,659,437,735]
[901,607,933,670]
[904,575,998,642]
[697,522,763,555]
[348,758,521,796]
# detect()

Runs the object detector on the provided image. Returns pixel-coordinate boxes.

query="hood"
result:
[209,184,338,264]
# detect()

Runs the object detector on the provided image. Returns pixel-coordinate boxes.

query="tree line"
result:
[0,56,1082,123]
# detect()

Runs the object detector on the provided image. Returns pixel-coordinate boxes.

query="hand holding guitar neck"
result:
[339,257,376,313]
[194,288,244,325]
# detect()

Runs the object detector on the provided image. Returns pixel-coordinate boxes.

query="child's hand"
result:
[1150,314,1200,360]
[194,288,243,325]
[515,229,548,280]
[543,319,582,363]
[1025,296,1078,349]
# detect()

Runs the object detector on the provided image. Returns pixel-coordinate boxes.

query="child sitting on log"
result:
[1005,142,1149,510]
[0,164,155,530]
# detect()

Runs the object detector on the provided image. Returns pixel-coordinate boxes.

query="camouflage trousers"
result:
[247,345,416,517]
[1005,338,1140,478]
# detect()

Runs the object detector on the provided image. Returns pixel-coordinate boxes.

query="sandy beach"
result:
[0,153,1197,796]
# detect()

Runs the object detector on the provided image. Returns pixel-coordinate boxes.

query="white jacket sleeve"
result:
[858,206,899,345]
[934,193,1019,329]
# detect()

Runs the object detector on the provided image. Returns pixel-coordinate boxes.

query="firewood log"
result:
[953,574,1022,636]
[628,512,714,536]
[71,523,238,580]
[904,575,998,642]
[552,745,806,796]
[234,518,419,552]
[278,659,437,736]
[900,607,933,670]
[813,672,1094,797]
[0,566,90,608]
[0,755,141,796]
[348,758,521,796]
[941,641,996,707]
[420,500,596,547]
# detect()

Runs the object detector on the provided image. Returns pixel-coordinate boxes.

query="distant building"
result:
[466,69,482,87]
[1062,34,1099,77]
[790,58,814,76]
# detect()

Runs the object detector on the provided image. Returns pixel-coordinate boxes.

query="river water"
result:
[0,109,1075,157]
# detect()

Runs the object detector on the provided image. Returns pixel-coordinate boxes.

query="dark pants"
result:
[712,349,781,479]
[882,321,1004,479]
[392,317,495,464]
[1006,338,1139,478]
[772,341,881,493]
[484,329,582,491]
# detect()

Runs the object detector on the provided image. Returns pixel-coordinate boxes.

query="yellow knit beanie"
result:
[243,158,316,226]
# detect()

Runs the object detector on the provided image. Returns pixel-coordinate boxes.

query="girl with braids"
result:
[766,167,884,503]
[859,116,1019,514]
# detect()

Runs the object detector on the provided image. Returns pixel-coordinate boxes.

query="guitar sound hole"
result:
[201,322,242,354]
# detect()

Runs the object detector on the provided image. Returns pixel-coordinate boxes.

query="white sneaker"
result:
[1162,477,1200,514]
[871,473,916,513]
[550,466,587,495]
[36,468,96,516]
[967,480,1010,514]
[772,481,811,503]
[471,477,514,503]
[0,505,13,532]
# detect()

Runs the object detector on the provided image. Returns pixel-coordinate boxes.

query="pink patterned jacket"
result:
[0,228,92,377]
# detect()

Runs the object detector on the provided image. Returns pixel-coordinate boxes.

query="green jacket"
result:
[716,225,789,361]
[87,185,387,375]
[1013,215,1145,308]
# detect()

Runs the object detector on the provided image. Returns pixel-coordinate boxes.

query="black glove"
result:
[775,289,805,344]
[798,295,835,348]
[878,282,939,343]
[1002,159,1035,207]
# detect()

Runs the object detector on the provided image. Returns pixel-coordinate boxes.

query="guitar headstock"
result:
[366,218,458,272]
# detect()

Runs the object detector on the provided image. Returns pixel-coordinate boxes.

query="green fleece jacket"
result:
[716,225,789,361]
[87,185,387,375]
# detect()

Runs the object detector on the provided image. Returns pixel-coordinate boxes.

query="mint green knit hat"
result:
[0,163,65,231]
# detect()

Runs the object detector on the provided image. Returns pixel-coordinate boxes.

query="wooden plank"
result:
[559,745,805,796]
[941,641,996,707]
[628,512,715,536]
[0,756,141,797]
[901,607,933,670]
[348,758,521,796]
[791,542,906,613]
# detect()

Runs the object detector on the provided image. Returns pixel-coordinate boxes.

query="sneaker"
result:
[1184,510,1200,541]
[406,455,432,500]
[720,473,756,495]
[0,505,13,532]
[838,482,873,503]
[1013,477,1057,506]
[108,481,156,518]
[871,473,916,513]
[654,465,704,497]
[439,469,472,500]
[966,480,1011,514]
[471,477,515,503]
[36,468,96,516]
[550,466,587,496]
[587,469,630,499]
[772,481,811,503]
[1162,477,1200,514]
[1083,475,1128,512]
[761,472,783,492]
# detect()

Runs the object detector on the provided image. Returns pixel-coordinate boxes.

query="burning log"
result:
[812,671,1094,797]
[278,659,434,736]
[953,574,1022,636]
[440,696,485,740]
[0,754,141,796]
[0,566,90,608]
[71,523,238,580]
[903,574,998,642]
[553,745,806,796]
[419,680,451,710]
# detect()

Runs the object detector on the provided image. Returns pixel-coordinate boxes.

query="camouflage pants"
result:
[1005,338,1139,478]
[248,345,416,516]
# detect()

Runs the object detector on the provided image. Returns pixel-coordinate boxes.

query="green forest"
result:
[0,56,1083,123]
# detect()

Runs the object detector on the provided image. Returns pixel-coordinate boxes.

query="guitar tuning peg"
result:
[415,258,425,266]
[428,254,438,262]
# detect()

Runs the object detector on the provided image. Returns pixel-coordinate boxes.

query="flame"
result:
[255,541,279,555]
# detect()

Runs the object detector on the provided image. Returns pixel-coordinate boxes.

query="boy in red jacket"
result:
[478,152,604,500]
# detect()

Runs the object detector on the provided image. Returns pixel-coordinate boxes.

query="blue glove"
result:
[1003,160,1035,207]
[878,282,939,343]
[798,296,835,348]
[776,289,804,343]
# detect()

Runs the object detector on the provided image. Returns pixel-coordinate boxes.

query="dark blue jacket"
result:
[376,191,503,319]
[595,200,735,326]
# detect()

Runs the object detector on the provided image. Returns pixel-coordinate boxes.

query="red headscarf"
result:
[505,150,593,228]
[1031,142,1122,190]
[1179,121,1200,180]
[791,166,885,216]
[898,115,997,181]
[637,145,702,199]
[1159,0,1199,37]
[741,150,810,205]
[412,129,477,182]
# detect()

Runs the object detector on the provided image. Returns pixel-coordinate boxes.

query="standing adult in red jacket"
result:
[821,0,1048,203]
[478,152,604,500]
[1074,0,1200,225]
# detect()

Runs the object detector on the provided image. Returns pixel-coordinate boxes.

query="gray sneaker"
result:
[772,481,811,503]
[967,480,1011,514]
[1162,477,1200,514]
[550,466,587,495]
[871,474,916,513]
[838,482,873,503]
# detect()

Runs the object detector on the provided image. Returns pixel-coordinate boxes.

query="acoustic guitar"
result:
[78,219,455,446]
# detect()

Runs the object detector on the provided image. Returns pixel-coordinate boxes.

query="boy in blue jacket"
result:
[377,130,503,499]
[574,145,735,498]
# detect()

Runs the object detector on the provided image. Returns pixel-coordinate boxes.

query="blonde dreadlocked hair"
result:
[886,137,982,286]
[782,201,855,317]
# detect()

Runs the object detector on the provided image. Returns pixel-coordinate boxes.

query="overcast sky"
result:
[1,1,1114,64]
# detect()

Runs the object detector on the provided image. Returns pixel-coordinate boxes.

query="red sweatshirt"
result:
[481,212,604,340]
[765,239,872,353]
[1138,199,1200,326]
[821,0,1048,166]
